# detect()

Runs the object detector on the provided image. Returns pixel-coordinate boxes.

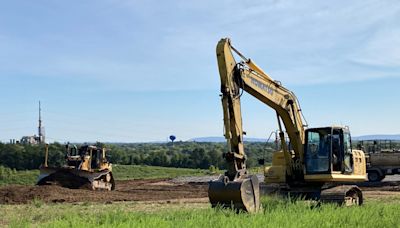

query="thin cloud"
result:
[0,0,399,89]
[348,28,400,68]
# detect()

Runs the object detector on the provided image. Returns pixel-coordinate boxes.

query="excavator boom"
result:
[218,38,307,176]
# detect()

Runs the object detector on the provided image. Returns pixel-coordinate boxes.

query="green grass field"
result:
[0,166,39,186]
[1,196,400,227]
[112,165,211,180]
[0,165,212,186]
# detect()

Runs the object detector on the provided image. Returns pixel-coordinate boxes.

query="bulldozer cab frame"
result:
[67,144,108,170]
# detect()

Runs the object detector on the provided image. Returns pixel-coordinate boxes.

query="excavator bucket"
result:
[37,166,115,191]
[208,175,260,213]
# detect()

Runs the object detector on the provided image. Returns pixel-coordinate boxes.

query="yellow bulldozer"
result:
[208,38,367,212]
[37,143,115,190]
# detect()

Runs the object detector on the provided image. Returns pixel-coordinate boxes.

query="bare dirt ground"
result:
[1,175,400,205]
[0,179,208,204]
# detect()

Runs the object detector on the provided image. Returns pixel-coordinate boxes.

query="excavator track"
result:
[320,185,363,206]
[261,183,363,206]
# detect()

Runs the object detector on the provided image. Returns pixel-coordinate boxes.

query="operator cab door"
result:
[332,129,343,172]
[304,128,331,174]
[304,127,353,175]
[342,129,354,174]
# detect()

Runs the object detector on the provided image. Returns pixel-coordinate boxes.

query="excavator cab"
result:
[305,127,352,174]
[304,126,366,182]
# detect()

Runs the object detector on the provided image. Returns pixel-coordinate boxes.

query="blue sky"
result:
[0,0,399,142]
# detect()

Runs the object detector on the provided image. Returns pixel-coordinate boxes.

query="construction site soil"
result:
[1,178,400,205]
[0,179,208,204]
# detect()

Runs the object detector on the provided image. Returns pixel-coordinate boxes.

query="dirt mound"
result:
[0,179,208,204]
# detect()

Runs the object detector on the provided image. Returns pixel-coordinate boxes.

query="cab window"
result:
[343,132,353,173]
[305,128,331,174]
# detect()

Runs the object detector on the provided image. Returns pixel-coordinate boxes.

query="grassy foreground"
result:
[0,165,211,186]
[1,196,400,227]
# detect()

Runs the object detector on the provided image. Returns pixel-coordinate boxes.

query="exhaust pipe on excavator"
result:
[208,174,260,213]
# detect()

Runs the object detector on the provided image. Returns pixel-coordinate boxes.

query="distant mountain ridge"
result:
[190,134,400,142]
[188,136,268,142]
[352,134,400,141]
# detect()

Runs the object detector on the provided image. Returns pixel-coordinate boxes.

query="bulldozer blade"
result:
[37,167,92,189]
[208,174,260,213]
[37,166,114,190]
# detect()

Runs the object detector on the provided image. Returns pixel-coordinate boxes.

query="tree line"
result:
[0,141,276,170]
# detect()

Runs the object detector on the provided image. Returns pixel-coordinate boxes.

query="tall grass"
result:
[3,197,400,227]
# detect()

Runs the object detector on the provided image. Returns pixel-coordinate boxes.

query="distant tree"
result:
[0,141,273,170]
[208,149,224,169]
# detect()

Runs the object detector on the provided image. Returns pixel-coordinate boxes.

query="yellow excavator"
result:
[37,144,115,190]
[208,38,367,212]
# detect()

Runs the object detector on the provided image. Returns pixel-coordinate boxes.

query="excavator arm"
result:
[217,39,246,181]
[217,38,306,178]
